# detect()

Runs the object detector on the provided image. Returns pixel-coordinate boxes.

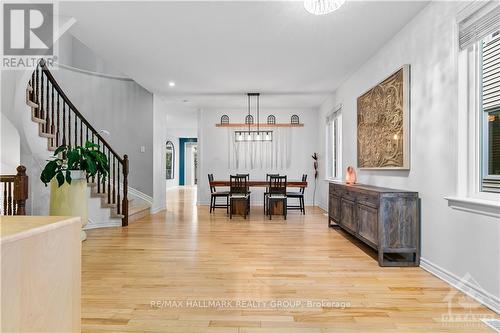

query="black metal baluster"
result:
[74,112,77,147]
[45,78,50,133]
[30,70,35,107]
[97,140,101,193]
[51,86,55,146]
[68,107,71,149]
[56,93,60,146]
[35,65,39,118]
[117,163,121,214]
[62,101,66,147]
[91,134,95,184]
[112,157,116,205]
[107,149,111,204]
[102,145,106,195]
[40,70,44,122]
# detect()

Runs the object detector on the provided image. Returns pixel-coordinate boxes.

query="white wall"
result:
[57,33,126,77]
[153,96,168,213]
[198,107,318,205]
[317,1,499,307]
[0,113,21,174]
[51,68,154,196]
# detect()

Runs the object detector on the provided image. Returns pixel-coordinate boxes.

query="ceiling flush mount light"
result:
[168,81,176,87]
[304,0,345,15]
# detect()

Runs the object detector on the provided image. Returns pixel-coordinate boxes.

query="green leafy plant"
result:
[41,141,109,187]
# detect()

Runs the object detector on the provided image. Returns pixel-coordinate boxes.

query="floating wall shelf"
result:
[215,123,304,128]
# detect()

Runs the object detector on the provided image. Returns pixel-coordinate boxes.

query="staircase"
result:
[25,59,129,226]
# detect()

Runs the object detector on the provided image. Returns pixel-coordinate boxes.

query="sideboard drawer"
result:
[357,192,379,208]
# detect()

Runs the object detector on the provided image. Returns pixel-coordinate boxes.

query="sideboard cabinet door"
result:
[329,194,341,222]
[356,204,378,248]
[340,198,357,234]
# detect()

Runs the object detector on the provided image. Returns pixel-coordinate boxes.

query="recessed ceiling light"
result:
[168,81,176,87]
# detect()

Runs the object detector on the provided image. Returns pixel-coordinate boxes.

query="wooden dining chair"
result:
[263,173,279,214]
[229,175,250,219]
[287,174,307,214]
[208,174,229,213]
[266,175,287,220]
[236,173,251,212]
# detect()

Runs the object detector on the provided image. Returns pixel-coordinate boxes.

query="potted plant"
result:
[312,152,318,206]
[41,141,109,241]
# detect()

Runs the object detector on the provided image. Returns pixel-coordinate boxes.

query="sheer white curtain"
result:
[227,127,292,170]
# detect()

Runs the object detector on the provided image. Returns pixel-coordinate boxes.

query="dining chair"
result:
[287,174,307,214]
[229,175,250,219]
[208,174,229,213]
[236,173,251,212]
[263,173,279,214]
[266,175,287,220]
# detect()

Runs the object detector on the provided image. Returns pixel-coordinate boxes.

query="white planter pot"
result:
[49,170,88,241]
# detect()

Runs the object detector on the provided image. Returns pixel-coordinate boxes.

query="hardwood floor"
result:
[82,186,497,332]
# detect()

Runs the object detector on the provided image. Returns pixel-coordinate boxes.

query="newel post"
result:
[122,155,129,226]
[14,165,28,215]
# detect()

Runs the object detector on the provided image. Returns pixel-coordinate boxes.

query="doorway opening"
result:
[179,138,198,186]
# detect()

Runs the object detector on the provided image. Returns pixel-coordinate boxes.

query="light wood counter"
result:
[1,216,81,332]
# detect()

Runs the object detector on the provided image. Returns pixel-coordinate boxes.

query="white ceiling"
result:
[60,1,428,109]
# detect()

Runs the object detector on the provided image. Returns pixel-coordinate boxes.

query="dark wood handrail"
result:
[39,60,123,163]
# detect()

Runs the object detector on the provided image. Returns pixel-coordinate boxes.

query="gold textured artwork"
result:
[357,65,410,169]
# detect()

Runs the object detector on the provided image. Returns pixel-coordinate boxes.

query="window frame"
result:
[448,33,500,214]
[479,34,500,191]
[325,106,342,181]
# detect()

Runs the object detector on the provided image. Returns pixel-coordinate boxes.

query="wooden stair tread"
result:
[26,100,38,108]
[39,131,56,139]
[31,116,46,124]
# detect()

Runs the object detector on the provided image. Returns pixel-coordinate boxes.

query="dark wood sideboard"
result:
[328,182,420,267]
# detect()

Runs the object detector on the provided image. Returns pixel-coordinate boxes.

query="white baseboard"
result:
[166,185,180,191]
[128,186,153,205]
[151,206,166,214]
[85,217,121,230]
[318,201,328,212]
[420,257,500,314]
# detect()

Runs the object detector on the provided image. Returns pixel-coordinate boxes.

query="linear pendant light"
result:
[235,93,273,142]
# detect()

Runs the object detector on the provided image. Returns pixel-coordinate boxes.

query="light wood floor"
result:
[82,186,498,333]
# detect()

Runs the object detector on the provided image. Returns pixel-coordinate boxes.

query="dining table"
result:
[209,179,308,216]
[209,180,308,187]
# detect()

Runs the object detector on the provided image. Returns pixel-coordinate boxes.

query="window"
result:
[166,141,174,180]
[447,3,500,216]
[326,106,342,180]
[480,33,500,193]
